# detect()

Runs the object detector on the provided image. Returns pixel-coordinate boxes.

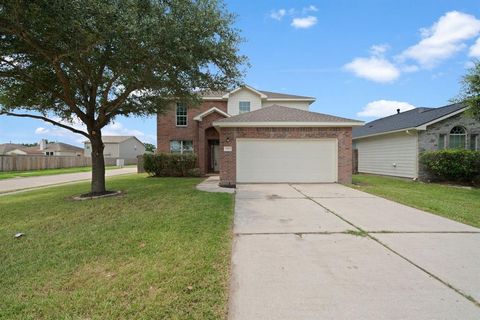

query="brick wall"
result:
[218,127,353,186]
[156,101,227,153]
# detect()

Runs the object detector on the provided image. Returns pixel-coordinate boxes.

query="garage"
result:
[236,138,338,183]
[212,105,364,186]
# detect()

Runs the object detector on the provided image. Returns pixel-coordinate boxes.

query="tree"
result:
[144,142,156,153]
[455,59,480,120]
[0,0,245,195]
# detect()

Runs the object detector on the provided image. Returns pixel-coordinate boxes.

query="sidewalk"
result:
[0,167,137,195]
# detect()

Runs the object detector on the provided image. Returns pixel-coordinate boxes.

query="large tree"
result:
[455,59,480,120]
[0,0,245,195]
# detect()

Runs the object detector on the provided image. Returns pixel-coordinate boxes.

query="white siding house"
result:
[84,136,145,163]
[355,131,418,178]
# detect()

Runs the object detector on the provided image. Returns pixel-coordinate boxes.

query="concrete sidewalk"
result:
[0,167,137,194]
[229,183,480,319]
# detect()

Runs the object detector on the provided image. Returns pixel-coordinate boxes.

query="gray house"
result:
[84,136,145,164]
[353,103,479,179]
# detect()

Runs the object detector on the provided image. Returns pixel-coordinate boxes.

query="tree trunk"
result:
[90,134,106,195]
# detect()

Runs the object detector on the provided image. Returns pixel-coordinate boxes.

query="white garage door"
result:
[236,139,338,183]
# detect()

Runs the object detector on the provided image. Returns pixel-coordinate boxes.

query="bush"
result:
[143,153,200,177]
[420,150,480,183]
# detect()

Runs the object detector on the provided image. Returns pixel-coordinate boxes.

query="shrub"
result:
[420,150,480,183]
[143,153,200,177]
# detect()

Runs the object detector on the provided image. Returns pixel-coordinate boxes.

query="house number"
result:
[224,146,232,152]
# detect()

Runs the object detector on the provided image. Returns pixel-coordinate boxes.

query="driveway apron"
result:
[229,183,480,320]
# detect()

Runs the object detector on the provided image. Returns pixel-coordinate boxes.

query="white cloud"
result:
[303,5,318,13]
[270,9,286,21]
[370,44,390,56]
[358,100,416,118]
[344,57,400,83]
[469,38,480,57]
[291,16,317,29]
[400,11,480,68]
[34,127,49,134]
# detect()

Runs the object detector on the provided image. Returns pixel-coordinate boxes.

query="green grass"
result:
[0,165,132,180]
[352,174,480,228]
[0,175,234,319]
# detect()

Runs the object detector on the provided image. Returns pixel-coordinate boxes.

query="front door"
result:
[212,144,220,172]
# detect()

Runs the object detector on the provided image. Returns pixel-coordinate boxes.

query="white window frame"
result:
[170,140,193,154]
[176,104,187,127]
[239,101,250,114]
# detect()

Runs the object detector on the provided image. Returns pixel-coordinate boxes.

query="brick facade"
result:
[156,100,227,174]
[217,127,353,187]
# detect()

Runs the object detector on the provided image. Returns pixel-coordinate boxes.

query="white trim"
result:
[201,96,225,100]
[193,107,230,121]
[221,85,268,99]
[175,104,188,127]
[265,98,315,102]
[415,107,468,130]
[213,121,364,128]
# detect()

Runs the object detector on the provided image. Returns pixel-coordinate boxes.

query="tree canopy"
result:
[455,59,480,120]
[0,0,246,194]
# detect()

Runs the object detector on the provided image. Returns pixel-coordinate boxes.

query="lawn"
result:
[352,174,480,228]
[0,175,234,319]
[0,165,132,180]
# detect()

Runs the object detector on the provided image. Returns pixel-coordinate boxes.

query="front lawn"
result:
[0,165,131,180]
[0,175,234,319]
[352,174,480,228]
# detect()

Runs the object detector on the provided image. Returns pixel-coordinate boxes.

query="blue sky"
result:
[1,0,480,146]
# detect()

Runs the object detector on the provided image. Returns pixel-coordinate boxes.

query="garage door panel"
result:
[236,139,337,183]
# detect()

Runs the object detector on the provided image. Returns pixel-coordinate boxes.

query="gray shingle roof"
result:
[352,103,467,139]
[199,86,315,100]
[0,143,24,155]
[44,142,83,152]
[101,136,136,143]
[215,105,362,123]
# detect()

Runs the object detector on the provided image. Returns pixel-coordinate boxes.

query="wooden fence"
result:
[0,155,138,171]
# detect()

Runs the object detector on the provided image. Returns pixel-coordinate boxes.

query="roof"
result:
[213,105,363,127]
[200,85,315,101]
[43,142,83,152]
[352,103,468,139]
[0,143,24,155]
[96,136,137,143]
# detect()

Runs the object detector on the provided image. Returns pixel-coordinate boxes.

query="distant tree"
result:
[144,143,156,153]
[0,0,245,195]
[454,59,480,120]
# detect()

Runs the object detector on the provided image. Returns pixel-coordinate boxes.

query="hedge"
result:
[420,150,480,183]
[143,153,201,177]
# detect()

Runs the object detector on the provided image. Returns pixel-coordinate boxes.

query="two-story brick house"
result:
[157,85,363,186]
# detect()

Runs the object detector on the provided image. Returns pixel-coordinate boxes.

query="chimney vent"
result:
[39,139,47,150]
[396,108,400,114]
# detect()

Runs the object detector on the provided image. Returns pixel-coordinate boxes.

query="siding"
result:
[227,89,262,115]
[355,131,418,178]
[118,138,146,159]
[262,101,310,110]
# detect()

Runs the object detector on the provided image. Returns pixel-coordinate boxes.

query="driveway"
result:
[230,183,480,319]
[0,167,137,195]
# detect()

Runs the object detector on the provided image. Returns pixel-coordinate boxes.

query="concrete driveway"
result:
[230,183,480,319]
[0,167,137,195]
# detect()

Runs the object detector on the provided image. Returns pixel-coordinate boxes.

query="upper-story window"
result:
[176,104,187,126]
[449,126,467,149]
[239,101,250,114]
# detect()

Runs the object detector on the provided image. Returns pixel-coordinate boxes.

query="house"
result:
[0,140,83,156]
[37,139,84,156]
[352,103,479,179]
[84,136,145,162]
[157,85,363,186]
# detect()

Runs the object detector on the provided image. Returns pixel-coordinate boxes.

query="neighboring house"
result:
[157,85,363,186]
[0,140,82,156]
[84,136,146,160]
[37,139,84,156]
[352,103,479,179]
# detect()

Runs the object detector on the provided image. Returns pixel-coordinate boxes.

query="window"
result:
[470,134,478,151]
[438,134,446,150]
[176,104,187,126]
[239,101,250,114]
[449,126,467,149]
[170,140,193,154]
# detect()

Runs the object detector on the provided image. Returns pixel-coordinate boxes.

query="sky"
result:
[1,0,480,146]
